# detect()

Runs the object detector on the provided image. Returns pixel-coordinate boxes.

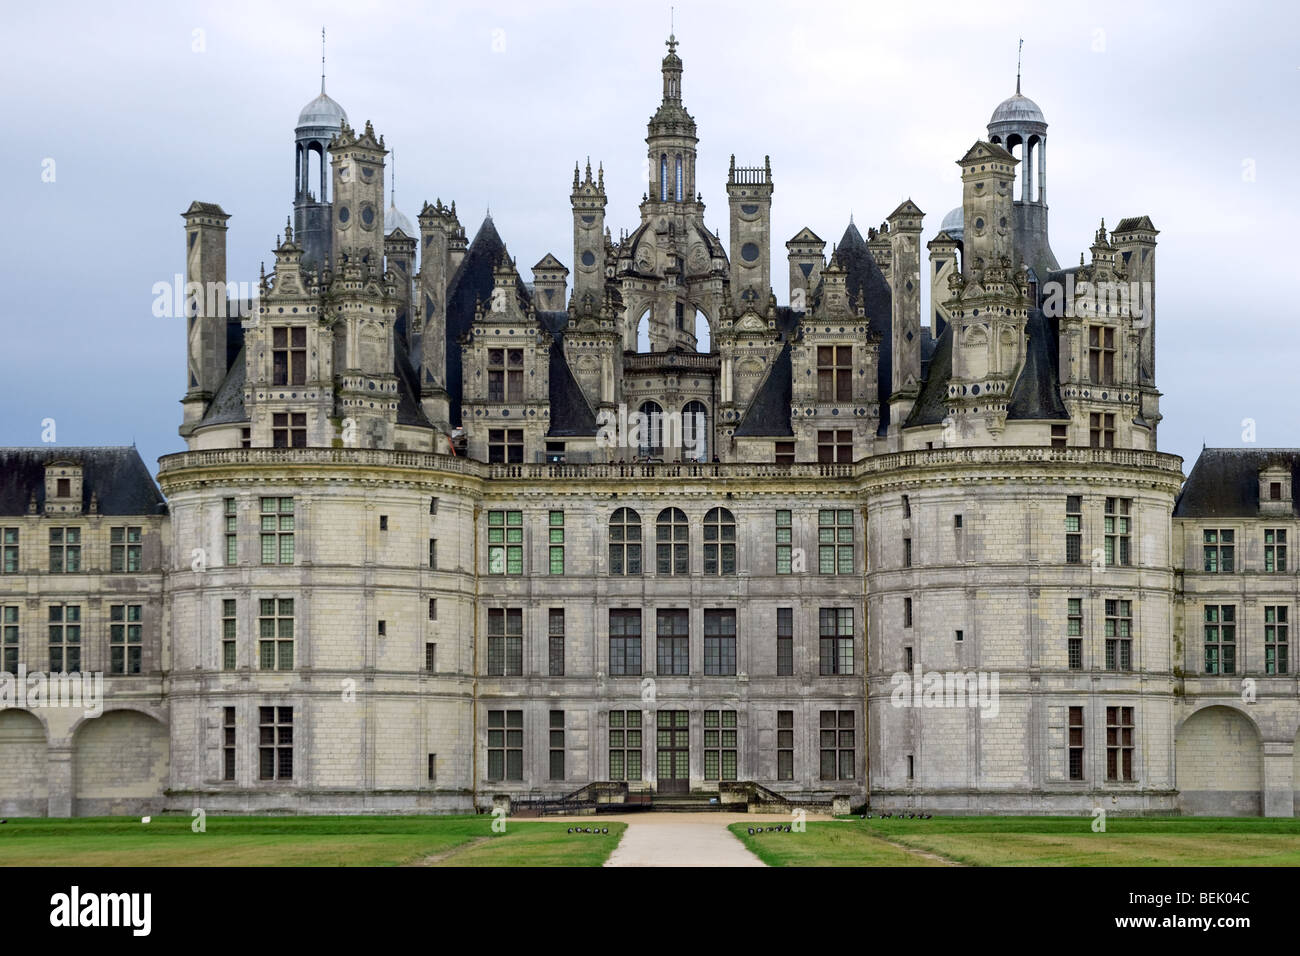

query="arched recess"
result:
[0,710,48,816]
[72,709,169,817]
[682,401,708,461]
[635,306,652,353]
[1175,705,1262,816]
[637,401,664,457]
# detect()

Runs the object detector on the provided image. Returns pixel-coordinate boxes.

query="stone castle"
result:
[1,35,1296,817]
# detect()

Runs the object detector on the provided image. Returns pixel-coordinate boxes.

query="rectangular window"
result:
[1203,605,1236,674]
[818,607,854,675]
[487,510,523,575]
[1088,325,1116,385]
[549,711,565,781]
[1068,706,1084,781]
[703,710,738,781]
[777,607,793,676]
[2,606,18,674]
[816,345,853,403]
[1106,706,1134,782]
[429,497,439,515]
[903,538,912,568]
[425,642,436,672]
[109,604,143,675]
[258,598,295,670]
[271,326,306,386]
[1051,423,1068,448]
[47,605,81,672]
[548,511,565,575]
[903,597,913,628]
[548,608,565,677]
[703,610,737,676]
[272,412,306,448]
[1104,599,1132,671]
[1065,496,1082,564]
[819,710,855,780]
[48,527,81,573]
[1104,498,1131,567]
[428,754,437,782]
[258,706,293,780]
[656,609,689,676]
[223,707,236,782]
[1202,529,1235,573]
[487,608,523,676]
[487,348,524,402]
[1265,606,1289,675]
[1068,598,1083,670]
[818,509,854,574]
[1265,529,1288,573]
[487,428,524,464]
[428,538,437,569]
[774,441,795,466]
[816,429,853,464]
[775,510,793,574]
[428,598,437,620]
[1,528,17,574]
[609,610,642,676]
[777,710,794,781]
[259,497,294,565]
[219,598,236,670]
[486,710,523,781]
[1089,412,1115,449]
[224,498,238,565]
[109,526,143,573]
[608,710,642,781]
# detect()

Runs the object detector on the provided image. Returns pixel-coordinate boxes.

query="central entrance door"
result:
[656,710,689,794]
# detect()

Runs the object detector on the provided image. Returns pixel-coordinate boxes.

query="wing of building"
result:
[0,36,1293,819]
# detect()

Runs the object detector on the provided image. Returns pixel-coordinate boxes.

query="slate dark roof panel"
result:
[536,310,598,438]
[1174,449,1300,518]
[394,336,433,428]
[833,222,893,436]
[0,447,166,516]
[1007,309,1069,420]
[903,322,952,427]
[444,216,519,427]
[733,342,794,437]
[198,346,248,426]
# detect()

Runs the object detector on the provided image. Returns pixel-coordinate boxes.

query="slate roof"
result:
[1174,449,1300,518]
[0,447,166,516]
[199,345,248,426]
[830,222,892,435]
[444,216,523,426]
[1006,309,1069,420]
[536,310,597,438]
[394,336,433,428]
[733,342,793,437]
[903,322,952,427]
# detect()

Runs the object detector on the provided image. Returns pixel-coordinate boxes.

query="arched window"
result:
[660,154,668,202]
[656,508,688,575]
[703,507,736,575]
[638,401,663,458]
[682,401,707,461]
[675,154,683,202]
[609,508,642,575]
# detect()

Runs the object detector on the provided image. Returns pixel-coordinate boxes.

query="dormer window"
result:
[1259,467,1292,515]
[43,461,82,516]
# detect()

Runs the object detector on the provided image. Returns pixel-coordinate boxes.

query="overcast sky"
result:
[3,0,1297,476]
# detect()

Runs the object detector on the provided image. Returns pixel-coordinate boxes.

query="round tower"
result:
[293,37,347,272]
[986,74,1058,278]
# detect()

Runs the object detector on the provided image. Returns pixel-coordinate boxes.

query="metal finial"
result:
[1016,37,1022,95]
[321,27,327,95]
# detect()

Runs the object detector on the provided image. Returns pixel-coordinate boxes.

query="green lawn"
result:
[731,816,1300,867]
[0,815,625,867]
